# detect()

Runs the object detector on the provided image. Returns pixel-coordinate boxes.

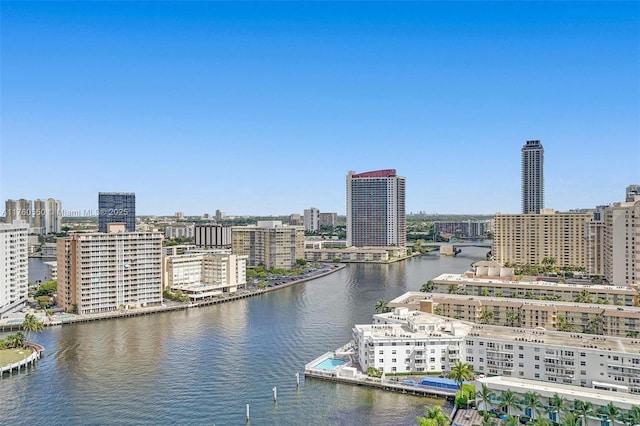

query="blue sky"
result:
[1,2,639,216]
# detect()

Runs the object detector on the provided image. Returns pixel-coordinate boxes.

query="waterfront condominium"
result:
[346,169,406,248]
[5,199,33,225]
[57,223,163,315]
[231,221,304,269]
[98,192,136,232]
[33,198,62,234]
[521,140,544,214]
[0,220,29,314]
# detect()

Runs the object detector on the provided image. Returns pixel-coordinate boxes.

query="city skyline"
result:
[1,2,639,215]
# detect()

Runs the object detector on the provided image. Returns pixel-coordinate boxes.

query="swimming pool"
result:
[314,358,345,370]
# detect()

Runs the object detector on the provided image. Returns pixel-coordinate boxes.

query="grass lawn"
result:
[0,348,31,366]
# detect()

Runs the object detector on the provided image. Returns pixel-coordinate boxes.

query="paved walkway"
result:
[452,409,482,426]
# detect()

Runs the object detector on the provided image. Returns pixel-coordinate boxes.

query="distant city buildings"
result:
[165,224,195,239]
[57,223,163,314]
[33,198,62,234]
[626,184,640,202]
[215,209,225,221]
[0,220,29,313]
[346,169,406,247]
[319,212,337,228]
[5,198,61,234]
[175,212,184,220]
[433,220,493,239]
[98,192,136,232]
[194,224,232,248]
[521,140,544,214]
[231,221,304,269]
[288,213,303,226]
[304,207,320,232]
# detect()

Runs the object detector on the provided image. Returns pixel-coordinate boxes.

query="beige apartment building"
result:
[493,209,589,268]
[604,198,640,287]
[430,273,638,306]
[231,221,304,269]
[57,223,163,314]
[389,292,640,337]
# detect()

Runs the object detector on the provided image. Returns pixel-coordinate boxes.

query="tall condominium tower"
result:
[33,198,62,234]
[626,184,640,202]
[98,192,136,232]
[303,207,320,232]
[5,199,33,224]
[0,220,29,312]
[346,169,406,247]
[521,140,544,214]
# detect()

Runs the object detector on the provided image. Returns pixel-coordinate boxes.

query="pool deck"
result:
[305,344,457,401]
[0,264,346,331]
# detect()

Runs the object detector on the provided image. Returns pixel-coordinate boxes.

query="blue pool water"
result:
[314,358,345,370]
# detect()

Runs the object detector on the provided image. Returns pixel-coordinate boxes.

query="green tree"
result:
[498,389,519,415]
[416,406,449,426]
[503,415,520,426]
[22,313,44,343]
[559,412,581,426]
[546,393,567,423]
[447,284,457,294]
[598,402,622,426]
[506,311,520,327]
[622,406,640,426]
[295,258,307,267]
[420,280,435,293]
[375,299,391,314]
[6,331,25,349]
[36,295,53,309]
[481,287,490,297]
[476,383,496,412]
[479,310,495,325]
[573,400,595,426]
[33,279,57,297]
[520,391,543,420]
[585,314,603,335]
[447,361,474,389]
[557,316,575,332]
[574,289,593,303]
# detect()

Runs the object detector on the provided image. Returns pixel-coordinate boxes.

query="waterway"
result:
[3,247,487,425]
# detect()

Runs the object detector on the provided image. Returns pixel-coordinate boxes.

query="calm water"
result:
[4,247,487,425]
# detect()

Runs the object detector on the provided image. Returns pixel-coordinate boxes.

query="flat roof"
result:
[477,376,640,407]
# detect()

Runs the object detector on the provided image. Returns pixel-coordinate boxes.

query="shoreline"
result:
[0,263,347,331]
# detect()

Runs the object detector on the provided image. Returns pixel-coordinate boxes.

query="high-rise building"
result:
[57,223,163,314]
[521,140,544,214]
[584,206,607,276]
[0,220,29,312]
[33,198,62,234]
[346,169,406,247]
[194,224,232,248]
[303,207,320,232]
[288,213,303,226]
[215,209,226,221]
[318,212,337,228]
[493,209,589,268]
[231,221,304,269]
[5,199,33,225]
[603,198,640,286]
[626,184,640,202]
[98,192,136,232]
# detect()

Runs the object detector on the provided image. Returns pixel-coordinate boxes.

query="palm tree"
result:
[503,415,520,426]
[546,393,567,423]
[560,412,582,426]
[447,361,474,389]
[477,383,496,412]
[498,389,519,416]
[479,309,495,325]
[506,310,520,327]
[22,313,44,343]
[417,405,449,426]
[622,406,640,426]
[574,289,593,303]
[557,315,575,332]
[573,400,595,426]
[375,299,391,314]
[6,331,25,349]
[420,280,435,293]
[520,391,542,420]
[599,402,622,426]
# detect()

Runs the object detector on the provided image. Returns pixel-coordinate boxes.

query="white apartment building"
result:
[430,273,638,306]
[604,198,640,287]
[164,225,194,239]
[0,220,29,313]
[57,223,163,314]
[304,207,320,232]
[352,308,640,395]
[33,198,62,234]
[164,251,247,299]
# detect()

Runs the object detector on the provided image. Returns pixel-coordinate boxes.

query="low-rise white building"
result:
[352,308,640,394]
